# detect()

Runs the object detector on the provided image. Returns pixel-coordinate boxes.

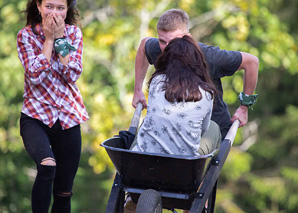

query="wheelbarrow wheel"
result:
[136,189,162,213]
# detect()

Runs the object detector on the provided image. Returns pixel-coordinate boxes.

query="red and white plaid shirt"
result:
[17,23,89,129]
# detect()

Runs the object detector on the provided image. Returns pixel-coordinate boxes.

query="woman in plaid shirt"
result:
[17,0,88,212]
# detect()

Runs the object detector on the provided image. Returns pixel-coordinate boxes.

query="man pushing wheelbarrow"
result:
[102,8,259,213]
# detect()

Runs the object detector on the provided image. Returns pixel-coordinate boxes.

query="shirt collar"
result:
[35,23,44,36]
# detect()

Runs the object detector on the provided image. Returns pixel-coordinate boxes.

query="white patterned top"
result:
[132,75,213,156]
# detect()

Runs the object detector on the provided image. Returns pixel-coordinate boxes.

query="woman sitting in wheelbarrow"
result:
[131,35,220,156]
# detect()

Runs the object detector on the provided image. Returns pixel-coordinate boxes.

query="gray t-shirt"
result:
[144,38,242,138]
[132,75,213,156]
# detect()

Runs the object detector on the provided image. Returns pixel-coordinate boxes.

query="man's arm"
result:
[132,37,152,109]
[231,52,259,127]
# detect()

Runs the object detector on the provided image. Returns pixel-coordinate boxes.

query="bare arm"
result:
[132,37,152,108]
[231,52,259,127]
[42,14,55,62]
[53,13,70,65]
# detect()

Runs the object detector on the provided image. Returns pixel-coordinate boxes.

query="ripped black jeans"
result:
[20,113,81,213]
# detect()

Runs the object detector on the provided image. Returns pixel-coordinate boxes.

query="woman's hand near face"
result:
[41,13,55,62]
[42,13,55,42]
[52,13,70,65]
[53,13,65,39]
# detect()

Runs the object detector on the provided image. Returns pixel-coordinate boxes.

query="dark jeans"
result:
[20,113,82,213]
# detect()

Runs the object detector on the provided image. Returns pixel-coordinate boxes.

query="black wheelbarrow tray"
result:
[100,103,240,213]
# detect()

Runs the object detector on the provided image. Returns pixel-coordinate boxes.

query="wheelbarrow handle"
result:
[128,102,143,134]
[224,119,240,145]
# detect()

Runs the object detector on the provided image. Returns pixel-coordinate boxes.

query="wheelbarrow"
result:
[100,103,240,212]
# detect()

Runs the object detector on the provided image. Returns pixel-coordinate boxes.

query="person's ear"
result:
[36,2,41,14]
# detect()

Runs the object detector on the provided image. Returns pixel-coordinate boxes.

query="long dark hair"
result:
[23,0,80,34]
[148,35,217,103]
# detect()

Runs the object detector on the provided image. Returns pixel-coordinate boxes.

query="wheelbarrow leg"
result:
[205,180,217,213]
[106,173,125,213]
[190,139,231,213]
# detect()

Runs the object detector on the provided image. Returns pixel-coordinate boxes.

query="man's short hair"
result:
[157,9,189,33]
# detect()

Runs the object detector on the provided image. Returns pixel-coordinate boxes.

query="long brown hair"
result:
[23,0,80,34]
[148,35,217,103]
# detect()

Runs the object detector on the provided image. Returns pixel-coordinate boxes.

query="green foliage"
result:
[222,149,253,181]
[0,0,298,212]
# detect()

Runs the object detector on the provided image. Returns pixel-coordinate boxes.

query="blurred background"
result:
[0,0,298,212]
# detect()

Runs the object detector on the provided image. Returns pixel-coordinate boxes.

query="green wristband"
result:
[54,38,77,57]
[238,92,259,110]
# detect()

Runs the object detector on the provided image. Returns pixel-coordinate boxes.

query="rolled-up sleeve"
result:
[17,29,51,85]
[59,27,83,84]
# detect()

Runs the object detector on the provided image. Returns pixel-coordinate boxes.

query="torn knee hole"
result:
[40,157,56,166]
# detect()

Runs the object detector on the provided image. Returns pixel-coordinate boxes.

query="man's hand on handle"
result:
[132,90,147,109]
[231,105,248,127]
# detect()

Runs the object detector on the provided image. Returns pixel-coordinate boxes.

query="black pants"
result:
[20,113,81,213]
